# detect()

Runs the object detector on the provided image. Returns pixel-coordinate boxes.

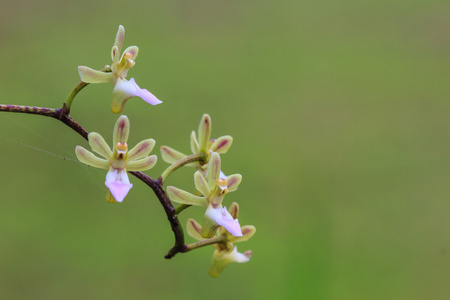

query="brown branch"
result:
[0,104,89,139]
[0,102,189,259]
[129,171,187,258]
[0,104,59,117]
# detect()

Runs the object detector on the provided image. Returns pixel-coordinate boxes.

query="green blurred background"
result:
[1,0,449,299]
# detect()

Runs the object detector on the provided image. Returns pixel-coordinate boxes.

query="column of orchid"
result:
[0,25,255,278]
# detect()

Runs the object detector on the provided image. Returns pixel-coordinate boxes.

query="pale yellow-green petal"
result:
[190,131,199,154]
[167,186,208,207]
[88,132,112,159]
[160,146,187,164]
[226,174,242,192]
[197,114,211,153]
[78,66,114,84]
[207,152,221,191]
[128,139,155,161]
[194,171,210,196]
[114,25,125,52]
[121,45,139,62]
[186,218,204,241]
[228,202,239,219]
[75,146,109,169]
[111,45,121,69]
[229,225,256,244]
[210,135,233,154]
[113,115,130,145]
[127,155,157,171]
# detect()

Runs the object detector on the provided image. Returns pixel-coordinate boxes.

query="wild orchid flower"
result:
[161,114,233,169]
[167,152,242,237]
[186,203,255,277]
[75,115,157,203]
[78,25,162,113]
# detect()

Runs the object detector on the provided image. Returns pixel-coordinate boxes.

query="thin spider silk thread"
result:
[0,116,105,190]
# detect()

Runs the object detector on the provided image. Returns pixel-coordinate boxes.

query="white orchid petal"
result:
[226,247,251,263]
[203,205,242,237]
[105,170,133,202]
[217,206,243,237]
[129,78,162,105]
[111,78,161,113]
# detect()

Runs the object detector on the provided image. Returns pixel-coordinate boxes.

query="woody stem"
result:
[0,102,186,259]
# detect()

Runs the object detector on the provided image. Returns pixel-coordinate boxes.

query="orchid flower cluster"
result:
[0,25,255,277]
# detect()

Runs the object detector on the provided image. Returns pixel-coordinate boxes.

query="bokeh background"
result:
[0,0,449,299]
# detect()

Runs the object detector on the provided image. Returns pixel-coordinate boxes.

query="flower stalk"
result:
[184,235,227,252]
[174,204,191,215]
[64,66,112,112]
[159,152,206,184]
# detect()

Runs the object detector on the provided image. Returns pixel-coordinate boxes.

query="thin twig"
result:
[183,235,227,253]
[64,66,112,113]
[159,152,206,184]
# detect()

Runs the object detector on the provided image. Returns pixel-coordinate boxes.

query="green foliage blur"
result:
[0,0,449,299]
